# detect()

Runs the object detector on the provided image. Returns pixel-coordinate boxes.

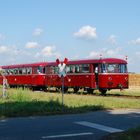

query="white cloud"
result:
[74,25,97,40]
[0,46,9,53]
[105,48,122,58]
[107,35,117,45]
[35,45,61,58]
[0,45,27,56]
[88,51,100,59]
[106,49,116,56]
[128,38,140,45]
[25,42,39,49]
[41,46,54,56]
[87,48,123,59]
[33,28,43,36]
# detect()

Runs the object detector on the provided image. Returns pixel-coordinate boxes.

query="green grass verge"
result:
[106,88,140,97]
[101,126,140,140]
[0,87,140,118]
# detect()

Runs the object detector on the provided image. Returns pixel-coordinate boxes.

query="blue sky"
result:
[0,0,140,73]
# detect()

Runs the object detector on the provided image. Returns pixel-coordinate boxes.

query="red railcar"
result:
[0,58,128,94]
[45,58,128,94]
[0,62,47,90]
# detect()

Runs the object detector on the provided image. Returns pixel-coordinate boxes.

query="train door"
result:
[93,64,99,88]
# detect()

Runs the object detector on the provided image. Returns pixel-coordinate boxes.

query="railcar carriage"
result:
[0,58,128,94]
[0,62,47,90]
[45,58,128,94]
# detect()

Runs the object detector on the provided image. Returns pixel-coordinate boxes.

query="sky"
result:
[0,0,140,73]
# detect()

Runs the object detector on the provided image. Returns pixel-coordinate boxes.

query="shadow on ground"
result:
[0,100,105,118]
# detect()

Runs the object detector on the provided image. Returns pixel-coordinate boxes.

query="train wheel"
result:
[64,87,68,93]
[73,87,79,93]
[99,89,107,95]
[87,88,94,94]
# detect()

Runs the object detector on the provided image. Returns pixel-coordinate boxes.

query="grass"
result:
[101,126,140,140]
[0,86,140,118]
[0,87,140,140]
[106,88,140,97]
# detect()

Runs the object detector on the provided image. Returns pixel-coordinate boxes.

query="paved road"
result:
[0,109,140,140]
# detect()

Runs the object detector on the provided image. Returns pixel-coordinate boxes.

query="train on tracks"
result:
[0,58,128,94]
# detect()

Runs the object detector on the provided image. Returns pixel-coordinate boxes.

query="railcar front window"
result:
[101,63,127,73]
[119,64,127,73]
[107,64,119,73]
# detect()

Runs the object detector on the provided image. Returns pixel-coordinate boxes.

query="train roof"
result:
[99,58,127,64]
[1,58,127,69]
[47,58,127,66]
[2,62,48,69]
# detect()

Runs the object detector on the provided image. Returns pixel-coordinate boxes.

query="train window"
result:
[4,69,9,75]
[34,66,45,74]
[8,69,12,75]
[54,66,59,74]
[75,65,80,73]
[46,66,48,74]
[46,66,50,74]
[38,66,45,74]
[7,70,10,75]
[34,67,38,74]
[64,65,73,73]
[22,68,27,74]
[101,64,107,73]
[46,66,54,74]
[101,64,127,73]
[70,65,75,73]
[81,64,89,73]
[18,68,22,74]
[27,67,32,74]
[37,66,42,74]
[67,65,73,73]
[119,64,127,73]
[14,69,18,75]
[107,64,119,73]
[42,67,45,74]
[66,64,89,73]
[51,66,55,74]
[79,65,82,73]
[66,66,70,73]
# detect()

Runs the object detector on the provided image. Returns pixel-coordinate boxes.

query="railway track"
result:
[99,94,140,99]
[74,92,140,99]
[45,89,140,99]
